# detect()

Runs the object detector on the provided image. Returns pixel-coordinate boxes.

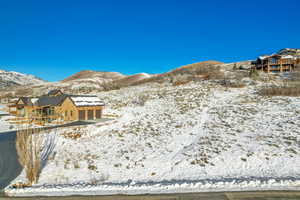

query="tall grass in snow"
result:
[15,125,43,185]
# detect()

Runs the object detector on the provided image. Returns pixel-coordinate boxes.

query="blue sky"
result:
[1,0,300,81]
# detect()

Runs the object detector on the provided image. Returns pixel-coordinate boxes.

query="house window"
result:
[70,110,73,117]
[65,110,68,117]
[49,107,55,115]
[271,58,277,64]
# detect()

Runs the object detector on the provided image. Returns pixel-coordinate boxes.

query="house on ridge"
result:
[252,53,300,73]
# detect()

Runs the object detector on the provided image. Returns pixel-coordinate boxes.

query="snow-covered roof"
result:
[31,98,39,104]
[258,55,269,60]
[281,55,295,59]
[70,96,105,107]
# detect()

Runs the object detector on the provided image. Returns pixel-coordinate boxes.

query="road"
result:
[0,132,22,190]
[1,191,300,199]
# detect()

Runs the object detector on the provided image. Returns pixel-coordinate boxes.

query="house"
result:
[252,54,300,73]
[59,95,104,121]
[9,97,38,117]
[9,90,105,122]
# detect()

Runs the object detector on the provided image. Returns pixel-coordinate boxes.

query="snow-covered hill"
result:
[0,69,45,89]
[7,79,300,196]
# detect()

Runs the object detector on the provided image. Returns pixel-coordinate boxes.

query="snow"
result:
[5,81,300,196]
[258,56,269,60]
[70,96,104,106]
[0,104,15,133]
[0,104,8,115]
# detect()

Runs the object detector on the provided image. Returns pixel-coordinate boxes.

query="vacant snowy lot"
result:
[6,81,300,196]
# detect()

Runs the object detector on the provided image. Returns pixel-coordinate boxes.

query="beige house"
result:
[10,90,104,122]
[59,96,104,121]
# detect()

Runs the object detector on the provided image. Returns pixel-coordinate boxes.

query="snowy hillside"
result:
[0,69,45,89]
[7,80,300,196]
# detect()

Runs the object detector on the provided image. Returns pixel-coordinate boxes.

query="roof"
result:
[69,95,105,107]
[258,55,269,60]
[35,94,68,107]
[47,89,63,96]
[17,97,36,106]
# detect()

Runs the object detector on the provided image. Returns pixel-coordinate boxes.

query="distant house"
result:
[252,54,300,73]
[9,90,105,122]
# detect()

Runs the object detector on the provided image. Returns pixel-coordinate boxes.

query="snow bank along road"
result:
[0,131,22,190]
[0,121,99,192]
[1,191,300,200]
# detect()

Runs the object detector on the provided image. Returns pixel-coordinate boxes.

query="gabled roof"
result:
[17,97,37,106]
[47,89,63,96]
[35,94,68,107]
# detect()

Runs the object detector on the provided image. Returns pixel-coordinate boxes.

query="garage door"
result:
[78,110,86,121]
[88,110,94,120]
[95,109,102,119]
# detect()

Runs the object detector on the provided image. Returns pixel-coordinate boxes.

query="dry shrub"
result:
[15,87,33,97]
[172,79,191,86]
[259,86,300,97]
[16,127,43,185]
[221,80,246,88]
[62,132,82,140]
[61,127,86,139]
[259,69,300,96]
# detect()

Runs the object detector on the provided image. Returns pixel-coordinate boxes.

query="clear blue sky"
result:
[1,0,300,81]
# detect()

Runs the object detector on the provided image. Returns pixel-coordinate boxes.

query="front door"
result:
[88,110,94,120]
[95,109,102,119]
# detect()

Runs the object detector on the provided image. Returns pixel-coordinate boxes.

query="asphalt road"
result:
[1,191,300,200]
[0,132,22,190]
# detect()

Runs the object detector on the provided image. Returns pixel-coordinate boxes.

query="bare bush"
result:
[132,94,150,106]
[172,79,191,86]
[15,87,33,97]
[259,86,300,97]
[16,127,43,185]
[259,69,300,96]
[15,125,56,186]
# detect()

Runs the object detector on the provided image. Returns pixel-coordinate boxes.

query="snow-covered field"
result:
[5,81,300,196]
[0,104,16,133]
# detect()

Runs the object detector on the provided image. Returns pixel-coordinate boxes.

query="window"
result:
[65,110,68,117]
[49,107,55,115]
[70,110,73,117]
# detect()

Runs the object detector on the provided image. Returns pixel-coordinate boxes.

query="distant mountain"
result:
[0,69,46,89]
[0,60,244,96]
